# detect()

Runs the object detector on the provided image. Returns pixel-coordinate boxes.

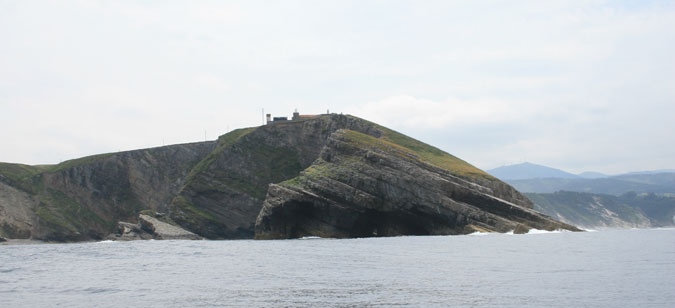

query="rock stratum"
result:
[255,129,578,239]
[0,114,579,242]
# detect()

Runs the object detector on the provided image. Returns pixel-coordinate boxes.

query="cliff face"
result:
[168,115,384,239]
[0,142,215,241]
[255,130,579,239]
[1,114,577,242]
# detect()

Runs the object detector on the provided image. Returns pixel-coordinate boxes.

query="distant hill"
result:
[578,171,608,179]
[487,162,580,180]
[622,169,675,175]
[507,173,675,196]
[527,191,675,229]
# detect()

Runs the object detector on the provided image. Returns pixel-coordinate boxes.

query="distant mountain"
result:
[507,173,675,196]
[527,191,675,229]
[621,169,675,175]
[487,162,580,180]
[578,171,608,179]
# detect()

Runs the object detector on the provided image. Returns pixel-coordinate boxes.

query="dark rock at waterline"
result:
[107,214,202,241]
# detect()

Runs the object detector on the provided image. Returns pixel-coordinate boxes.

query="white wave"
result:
[95,240,115,244]
[468,231,492,236]
[525,229,567,235]
[299,236,322,240]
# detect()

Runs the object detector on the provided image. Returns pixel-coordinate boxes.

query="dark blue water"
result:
[1,228,674,307]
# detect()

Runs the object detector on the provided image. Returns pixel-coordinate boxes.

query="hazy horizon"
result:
[2,1,674,174]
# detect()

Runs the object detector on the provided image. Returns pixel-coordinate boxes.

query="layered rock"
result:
[1,114,578,242]
[255,130,580,239]
[108,213,202,241]
[169,115,384,239]
[0,141,215,241]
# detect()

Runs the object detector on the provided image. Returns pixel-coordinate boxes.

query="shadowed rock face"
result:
[168,115,384,239]
[0,142,215,241]
[255,130,580,239]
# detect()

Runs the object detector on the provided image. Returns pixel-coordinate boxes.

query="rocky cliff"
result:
[255,129,579,239]
[0,114,579,242]
[168,115,384,239]
[0,142,215,241]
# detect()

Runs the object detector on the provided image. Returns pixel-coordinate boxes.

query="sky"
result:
[1,0,674,175]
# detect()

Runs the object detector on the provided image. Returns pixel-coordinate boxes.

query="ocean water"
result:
[1,228,674,307]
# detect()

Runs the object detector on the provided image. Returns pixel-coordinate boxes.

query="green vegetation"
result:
[139,209,157,216]
[506,173,675,195]
[0,163,50,194]
[46,153,115,173]
[188,130,304,198]
[342,128,493,180]
[281,159,340,188]
[282,125,495,190]
[0,162,47,182]
[185,127,257,184]
[527,191,675,227]
[172,195,218,223]
[36,188,111,234]
[621,192,675,226]
[342,116,492,179]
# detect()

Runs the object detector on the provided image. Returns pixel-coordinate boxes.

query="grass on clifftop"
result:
[46,153,115,173]
[282,128,494,188]
[0,162,48,183]
[344,125,493,180]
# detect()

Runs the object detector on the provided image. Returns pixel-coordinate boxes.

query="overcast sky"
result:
[1,0,674,174]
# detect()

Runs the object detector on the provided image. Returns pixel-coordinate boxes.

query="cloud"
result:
[1,0,674,174]
[349,95,532,130]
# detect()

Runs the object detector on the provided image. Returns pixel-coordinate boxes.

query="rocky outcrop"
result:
[108,213,202,241]
[0,141,215,241]
[255,129,580,239]
[109,221,153,241]
[0,180,37,239]
[138,214,202,240]
[169,115,386,239]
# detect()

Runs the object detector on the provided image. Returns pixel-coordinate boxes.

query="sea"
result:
[1,228,674,308]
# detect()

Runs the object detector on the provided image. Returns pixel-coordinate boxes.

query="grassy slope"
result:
[360,118,493,180]
[184,127,258,185]
[1,152,120,194]
[46,153,115,173]
[350,126,492,180]
[0,162,48,182]
[283,129,493,188]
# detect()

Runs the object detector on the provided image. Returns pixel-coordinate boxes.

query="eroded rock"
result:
[107,213,202,241]
[255,130,580,239]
